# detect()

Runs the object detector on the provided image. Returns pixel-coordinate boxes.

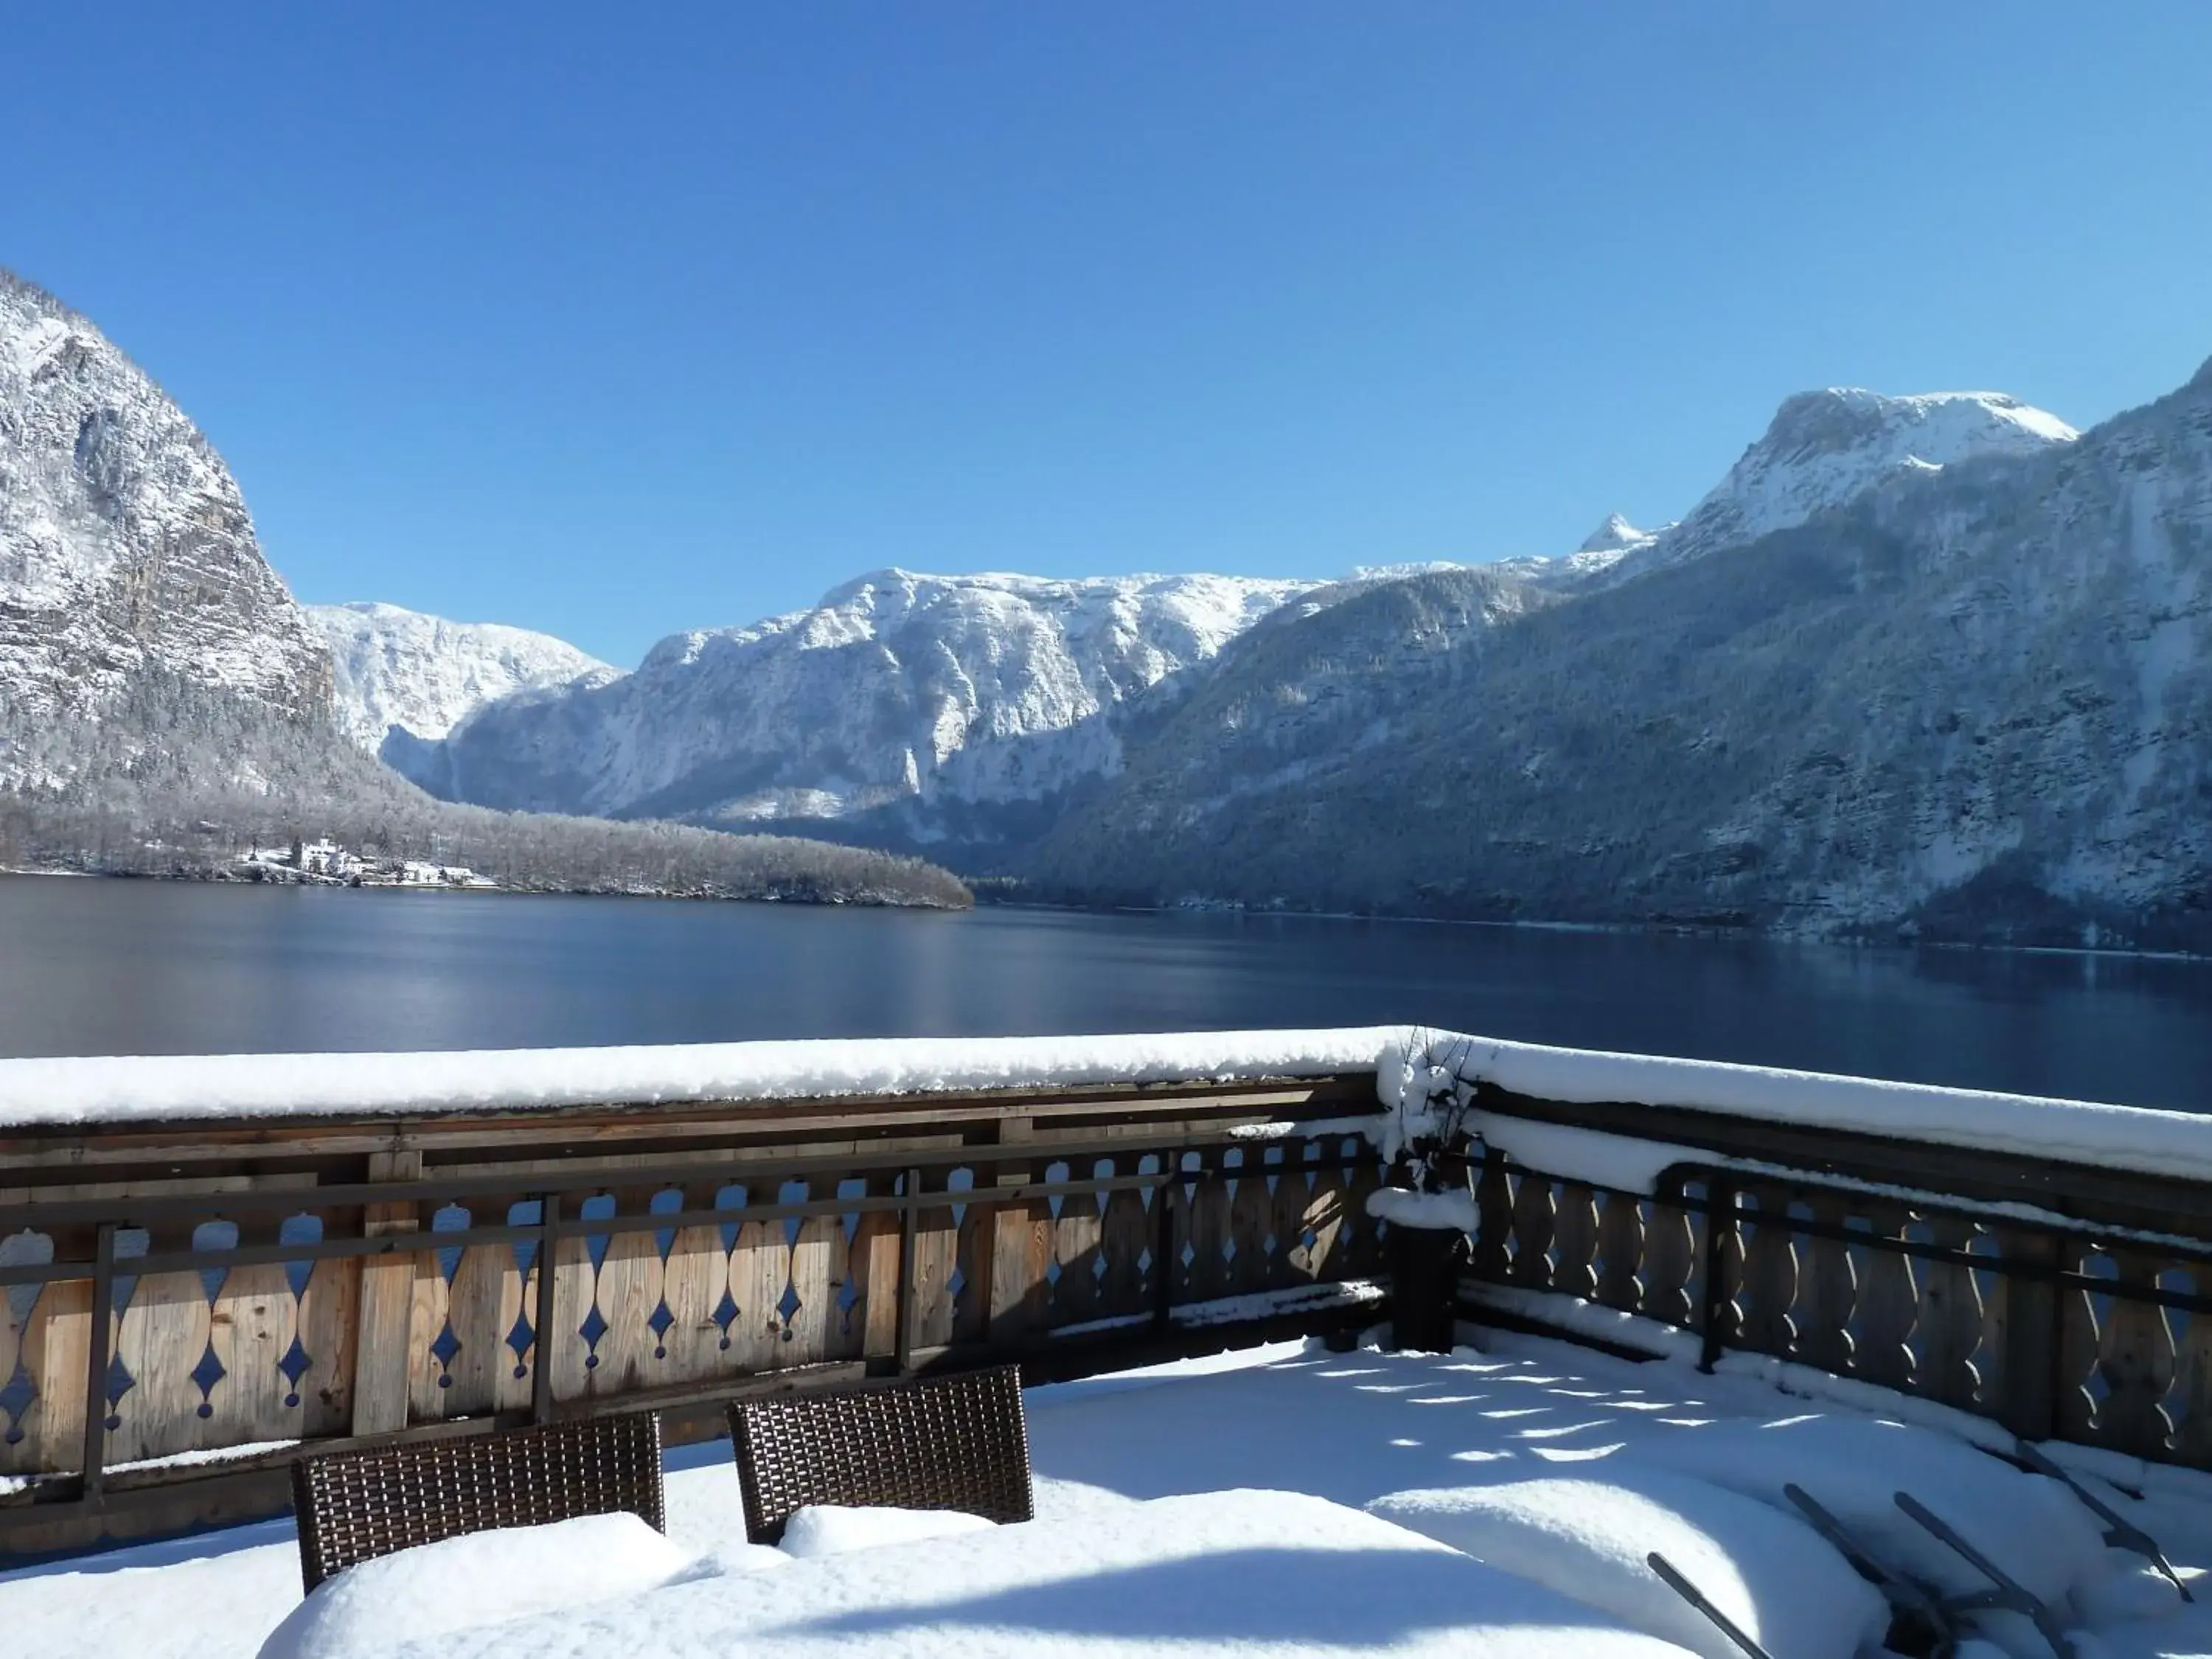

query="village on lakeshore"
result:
[234,837,493,889]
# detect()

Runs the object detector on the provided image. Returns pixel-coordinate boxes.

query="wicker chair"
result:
[727,1365,1034,1545]
[290,1412,666,1592]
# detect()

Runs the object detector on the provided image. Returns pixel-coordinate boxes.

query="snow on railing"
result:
[0,1027,1401,1129]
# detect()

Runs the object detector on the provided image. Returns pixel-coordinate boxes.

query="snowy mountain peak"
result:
[1610,385,2078,581]
[0,267,330,749]
[422,565,1321,835]
[1577,513,1655,554]
[309,601,618,752]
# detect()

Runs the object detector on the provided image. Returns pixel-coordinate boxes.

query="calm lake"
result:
[2,874,2210,1111]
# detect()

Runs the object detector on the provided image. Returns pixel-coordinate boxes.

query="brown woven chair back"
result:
[290,1412,666,1592]
[727,1365,1034,1544]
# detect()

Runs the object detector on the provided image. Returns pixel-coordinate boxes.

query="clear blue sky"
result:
[8,5,2208,667]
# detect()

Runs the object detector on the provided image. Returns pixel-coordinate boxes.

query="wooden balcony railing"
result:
[0,1071,1387,1557]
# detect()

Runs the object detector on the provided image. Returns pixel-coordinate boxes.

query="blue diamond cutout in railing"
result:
[776,1281,802,1325]
[429,1322,462,1374]
[648,1300,675,1357]
[190,1342,226,1417]
[106,1350,136,1411]
[578,1304,608,1354]
[712,1289,740,1350]
[1,1359,37,1442]
[277,1335,312,1407]
[507,1312,535,1379]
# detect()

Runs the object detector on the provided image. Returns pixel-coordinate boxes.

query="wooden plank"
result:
[655,1220,732,1385]
[953,1194,994,1346]
[350,1150,422,1437]
[1736,1189,1798,1360]
[2052,1239,2102,1445]
[1183,1163,1233,1306]
[544,1231,598,1405]
[2096,1249,2177,1459]
[2172,1265,2212,1466]
[1551,1182,1600,1303]
[986,1200,1052,1342]
[1641,1200,1696,1326]
[1853,1209,1919,1393]
[1508,1174,1556,1290]
[853,1193,903,1361]
[1470,1158,1513,1284]
[1265,1160,1315,1290]
[1098,1183,1152,1319]
[29,1277,91,1474]
[438,1242,511,1418]
[724,1217,790,1373]
[1794,1194,1857,1377]
[1341,1159,1388,1279]
[1227,1162,1273,1297]
[1988,1225,2059,1443]
[296,1255,358,1436]
[106,1270,212,1467]
[1595,1191,1642,1312]
[905,1197,961,1354]
[782,1213,839,1363]
[205,1262,299,1450]
[404,1253,451,1425]
[1916,1217,1984,1412]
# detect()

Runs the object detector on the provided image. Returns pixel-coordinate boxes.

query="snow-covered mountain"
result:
[308,601,618,757]
[0,269,328,783]
[416,568,1317,847]
[1606,388,2077,582]
[1026,361,2212,948]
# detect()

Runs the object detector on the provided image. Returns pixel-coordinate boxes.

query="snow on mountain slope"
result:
[309,602,618,752]
[0,268,328,761]
[1578,512,1658,555]
[1026,361,2212,948]
[422,568,1317,842]
[1609,388,2077,581]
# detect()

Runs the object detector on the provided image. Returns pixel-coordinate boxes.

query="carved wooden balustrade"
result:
[1446,1085,2212,1471]
[0,1073,1387,1557]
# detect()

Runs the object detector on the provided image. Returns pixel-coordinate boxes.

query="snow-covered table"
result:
[394,1488,1695,1659]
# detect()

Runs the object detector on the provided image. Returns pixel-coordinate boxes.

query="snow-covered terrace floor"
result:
[10,1331,2212,1659]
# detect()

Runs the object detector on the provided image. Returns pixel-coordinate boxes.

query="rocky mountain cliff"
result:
[0,271,970,910]
[0,271,328,786]
[413,568,1317,850]
[308,600,616,769]
[1023,363,2212,947]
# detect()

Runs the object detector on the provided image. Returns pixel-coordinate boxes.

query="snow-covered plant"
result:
[1379,1027,1481,1190]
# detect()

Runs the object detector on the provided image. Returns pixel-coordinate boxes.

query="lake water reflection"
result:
[2,875,2208,1112]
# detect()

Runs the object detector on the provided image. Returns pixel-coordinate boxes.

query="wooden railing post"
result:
[79,1222,116,1503]
[531,1193,560,1423]
[350,1148,422,1438]
[984,1116,1043,1340]
[894,1169,919,1376]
